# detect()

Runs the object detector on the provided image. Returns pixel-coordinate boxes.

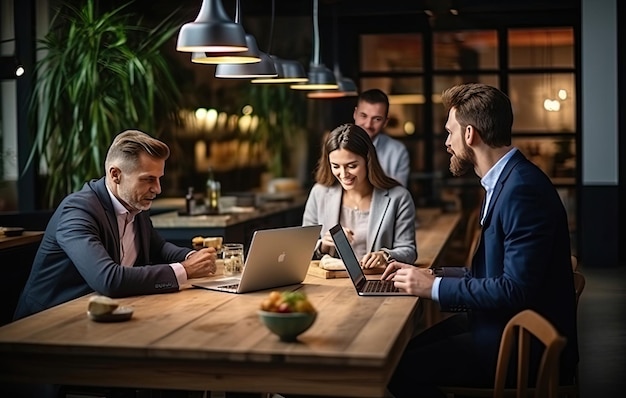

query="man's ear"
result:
[109,167,121,184]
[465,125,475,145]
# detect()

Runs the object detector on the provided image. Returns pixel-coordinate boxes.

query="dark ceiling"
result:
[115,0,580,19]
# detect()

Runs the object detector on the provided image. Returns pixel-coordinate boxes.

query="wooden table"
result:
[414,209,462,268]
[0,274,419,397]
[413,209,462,328]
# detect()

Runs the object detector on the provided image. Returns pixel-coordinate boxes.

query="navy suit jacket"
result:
[438,150,578,379]
[14,177,191,320]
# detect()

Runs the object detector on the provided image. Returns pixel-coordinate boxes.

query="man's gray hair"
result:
[104,130,170,172]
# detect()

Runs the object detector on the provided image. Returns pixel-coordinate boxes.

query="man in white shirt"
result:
[353,89,411,187]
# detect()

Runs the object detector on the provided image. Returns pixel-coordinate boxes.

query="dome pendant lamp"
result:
[308,4,358,99]
[176,0,248,53]
[290,0,338,90]
[191,0,262,65]
[214,0,276,77]
[250,0,307,84]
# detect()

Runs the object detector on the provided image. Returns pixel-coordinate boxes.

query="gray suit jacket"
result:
[303,183,417,264]
[373,133,410,187]
[14,177,191,320]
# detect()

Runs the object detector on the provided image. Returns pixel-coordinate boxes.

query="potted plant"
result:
[28,0,183,207]
[244,84,306,181]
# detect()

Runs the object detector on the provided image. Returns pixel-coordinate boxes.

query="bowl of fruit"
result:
[258,291,317,342]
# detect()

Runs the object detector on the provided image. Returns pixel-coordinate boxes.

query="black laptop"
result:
[329,224,410,296]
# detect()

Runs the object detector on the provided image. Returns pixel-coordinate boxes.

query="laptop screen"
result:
[329,224,367,289]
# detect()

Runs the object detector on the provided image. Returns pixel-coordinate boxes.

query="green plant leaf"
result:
[26,0,183,207]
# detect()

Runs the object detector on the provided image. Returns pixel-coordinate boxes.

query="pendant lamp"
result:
[215,45,277,78]
[290,0,338,90]
[307,5,358,99]
[190,0,261,64]
[251,56,308,83]
[176,0,248,53]
[250,0,308,84]
[307,74,358,98]
[214,0,276,77]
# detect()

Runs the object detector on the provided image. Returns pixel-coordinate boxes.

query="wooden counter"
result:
[0,231,44,326]
[151,196,307,249]
[0,231,44,251]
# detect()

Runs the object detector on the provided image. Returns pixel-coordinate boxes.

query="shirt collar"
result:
[106,185,140,221]
[480,147,518,193]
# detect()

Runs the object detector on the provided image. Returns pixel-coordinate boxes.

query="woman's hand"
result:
[361,251,387,269]
[319,227,354,254]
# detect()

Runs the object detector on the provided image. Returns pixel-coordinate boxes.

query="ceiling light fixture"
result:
[214,0,277,78]
[250,0,308,84]
[214,49,276,77]
[190,0,261,64]
[307,4,357,99]
[176,0,248,53]
[290,0,338,91]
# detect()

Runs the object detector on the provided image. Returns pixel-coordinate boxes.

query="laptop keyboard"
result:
[218,283,240,290]
[363,280,398,293]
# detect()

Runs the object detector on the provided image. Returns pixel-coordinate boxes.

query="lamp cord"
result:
[332,3,340,74]
[312,0,320,65]
[266,0,275,54]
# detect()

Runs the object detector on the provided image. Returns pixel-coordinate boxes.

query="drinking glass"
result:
[222,243,244,276]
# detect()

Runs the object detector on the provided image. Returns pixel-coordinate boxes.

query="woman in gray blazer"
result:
[303,123,417,266]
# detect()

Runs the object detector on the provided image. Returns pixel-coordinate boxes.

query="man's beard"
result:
[449,145,476,177]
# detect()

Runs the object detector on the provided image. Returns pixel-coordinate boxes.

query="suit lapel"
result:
[483,150,526,228]
[90,178,122,263]
[367,188,389,250]
[324,185,343,229]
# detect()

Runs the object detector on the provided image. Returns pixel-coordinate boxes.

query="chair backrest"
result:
[493,309,567,398]
[464,207,481,268]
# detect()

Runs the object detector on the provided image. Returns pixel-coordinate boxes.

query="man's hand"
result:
[381,261,435,298]
[182,247,217,278]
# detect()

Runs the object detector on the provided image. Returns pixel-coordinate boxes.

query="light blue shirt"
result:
[431,148,519,302]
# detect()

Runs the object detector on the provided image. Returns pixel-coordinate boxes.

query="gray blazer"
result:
[303,183,417,264]
[14,177,192,320]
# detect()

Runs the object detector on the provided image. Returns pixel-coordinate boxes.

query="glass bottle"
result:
[185,186,196,215]
[205,168,221,214]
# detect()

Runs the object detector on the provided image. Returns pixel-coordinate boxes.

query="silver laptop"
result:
[329,224,410,296]
[192,225,322,293]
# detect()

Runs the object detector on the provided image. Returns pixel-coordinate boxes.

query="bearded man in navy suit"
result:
[382,83,578,397]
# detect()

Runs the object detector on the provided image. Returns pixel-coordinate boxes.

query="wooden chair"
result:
[440,310,567,398]
[440,270,586,398]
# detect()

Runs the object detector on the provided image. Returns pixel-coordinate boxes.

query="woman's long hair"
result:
[314,123,400,189]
